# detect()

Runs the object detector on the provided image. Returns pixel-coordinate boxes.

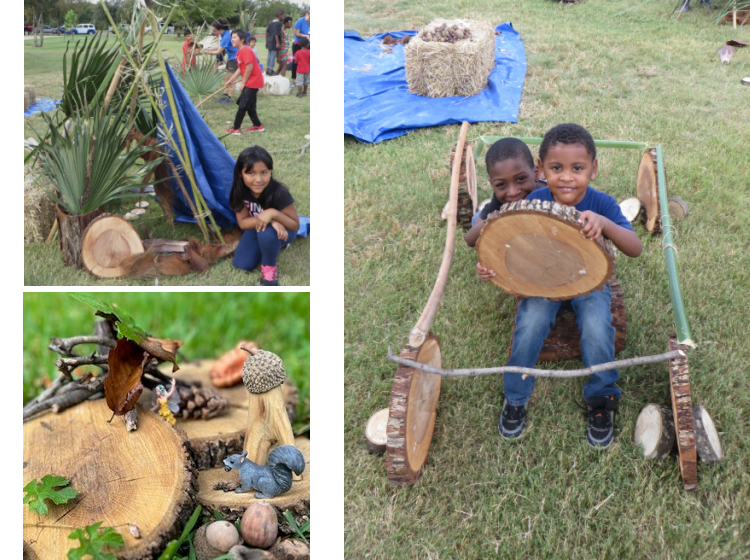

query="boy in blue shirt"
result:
[487,123,642,448]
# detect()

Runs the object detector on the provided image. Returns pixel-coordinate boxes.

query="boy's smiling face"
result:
[487,158,539,204]
[538,143,597,206]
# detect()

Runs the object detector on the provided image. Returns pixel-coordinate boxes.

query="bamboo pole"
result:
[408,121,469,349]
[195,81,240,109]
[475,137,649,157]
[656,144,694,347]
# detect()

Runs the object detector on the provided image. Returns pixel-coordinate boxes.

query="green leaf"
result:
[69,294,148,343]
[282,510,309,544]
[24,475,79,516]
[67,522,124,560]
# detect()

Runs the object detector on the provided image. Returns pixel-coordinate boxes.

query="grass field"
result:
[23,292,310,433]
[23,34,310,286]
[344,1,750,558]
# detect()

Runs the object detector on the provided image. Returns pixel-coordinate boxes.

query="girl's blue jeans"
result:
[233,226,297,271]
[504,284,620,406]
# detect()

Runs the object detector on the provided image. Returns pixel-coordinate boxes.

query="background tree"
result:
[250,0,302,27]
[64,8,77,29]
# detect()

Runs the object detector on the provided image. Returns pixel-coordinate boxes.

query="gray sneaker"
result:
[585,396,617,448]
[499,400,527,440]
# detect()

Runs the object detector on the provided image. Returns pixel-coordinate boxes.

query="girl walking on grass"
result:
[225,29,264,135]
[230,146,299,286]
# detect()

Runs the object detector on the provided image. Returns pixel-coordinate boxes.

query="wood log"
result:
[619,197,642,223]
[81,214,145,278]
[195,436,310,529]
[636,148,669,234]
[386,335,442,484]
[23,400,197,560]
[476,200,616,301]
[668,335,697,491]
[634,403,676,460]
[508,279,626,362]
[693,405,723,464]
[668,197,689,220]
[448,141,477,230]
[365,408,389,455]
[56,205,106,268]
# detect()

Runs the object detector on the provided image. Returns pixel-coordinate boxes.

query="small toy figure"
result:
[152,380,179,425]
[223,445,305,498]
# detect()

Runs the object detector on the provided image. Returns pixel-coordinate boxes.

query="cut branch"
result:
[385,348,685,378]
[48,335,117,357]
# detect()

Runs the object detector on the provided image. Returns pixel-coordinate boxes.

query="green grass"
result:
[23,292,310,432]
[24,35,309,286]
[344,1,750,558]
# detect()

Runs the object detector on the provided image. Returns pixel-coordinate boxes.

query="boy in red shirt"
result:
[225,29,265,135]
[294,38,310,98]
[181,29,201,70]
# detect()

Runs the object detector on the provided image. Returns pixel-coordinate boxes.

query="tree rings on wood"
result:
[475,200,615,301]
[668,335,698,491]
[634,403,676,460]
[448,141,478,230]
[386,335,442,484]
[668,197,689,220]
[693,405,723,464]
[23,400,197,560]
[636,148,668,234]
[81,214,145,277]
[365,408,389,455]
[619,197,642,223]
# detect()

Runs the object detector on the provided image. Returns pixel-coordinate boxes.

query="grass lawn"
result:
[344,1,750,558]
[23,34,310,286]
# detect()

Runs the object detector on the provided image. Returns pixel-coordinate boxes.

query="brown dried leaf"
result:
[105,338,146,415]
[726,40,749,47]
[140,337,183,372]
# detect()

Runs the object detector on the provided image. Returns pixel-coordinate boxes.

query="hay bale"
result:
[24,84,37,112]
[24,164,56,243]
[405,19,495,98]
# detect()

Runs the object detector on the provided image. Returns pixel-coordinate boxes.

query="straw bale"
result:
[24,164,56,243]
[24,84,37,111]
[405,19,495,98]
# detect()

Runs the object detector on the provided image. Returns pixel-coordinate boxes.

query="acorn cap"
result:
[241,349,286,393]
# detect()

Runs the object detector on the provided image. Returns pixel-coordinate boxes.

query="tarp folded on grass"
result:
[24,98,62,118]
[344,23,526,144]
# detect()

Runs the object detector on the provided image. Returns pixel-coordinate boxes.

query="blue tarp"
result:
[24,98,62,118]
[344,23,526,144]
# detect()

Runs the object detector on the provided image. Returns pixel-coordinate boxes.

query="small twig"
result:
[55,355,109,378]
[591,492,616,513]
[268,141,310,158]
[48,335,117,357]
[385,348,685,379]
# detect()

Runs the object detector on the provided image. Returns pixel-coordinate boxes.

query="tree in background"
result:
[174,0,240,31]
[250,0,302,26]
[63,9,77,29]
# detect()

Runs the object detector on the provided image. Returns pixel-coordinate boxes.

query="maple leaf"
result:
[23,475,78,515]
[67,522,124,560]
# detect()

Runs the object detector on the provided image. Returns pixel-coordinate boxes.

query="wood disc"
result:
[634,403,676,461]
[636,148,668,234]
[475,200,615,301]
[81,214,144,277]
[23,400,196,560]
[365,408,389,455]
[693,405,723,464]
[668,335,697,491]
[619,197,642,223]
[449,141,477,230]
[386,335,442,484]
[668,197,689,220]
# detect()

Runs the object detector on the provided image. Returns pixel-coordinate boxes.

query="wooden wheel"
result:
[636,148,669,234]
[668,334,697,491]
[386,335,442,484]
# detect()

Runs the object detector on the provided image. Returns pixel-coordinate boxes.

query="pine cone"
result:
[176,384,229,420]
[242,350,286,393]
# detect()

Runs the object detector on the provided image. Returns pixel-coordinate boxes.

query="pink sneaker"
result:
[225,128,241,136]
[260,265,278,286]
[246,125,266,132]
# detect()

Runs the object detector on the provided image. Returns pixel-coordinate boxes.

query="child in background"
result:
[480,123,642,448]
[294,38,310,98]
[224,29,264,135]
[247,35,259,63]
[278,17,293,77]
[181,29,201,70]
[229,146,300,286]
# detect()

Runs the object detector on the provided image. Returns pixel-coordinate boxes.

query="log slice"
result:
[386,335,442,484]
[81,214,145,278]
[448,141,477,230]
[634,403,676,460]
[365,408,389,455]
[23,400,197,560]
[636,148,669,234]
[668,335,697,491]
[693,405,723,464]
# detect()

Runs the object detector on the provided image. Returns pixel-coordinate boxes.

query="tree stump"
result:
[23,400,197,560]
[56,205,106,268]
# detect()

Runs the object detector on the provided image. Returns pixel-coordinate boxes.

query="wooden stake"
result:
[195,81,240,109]
[734,1,738,29]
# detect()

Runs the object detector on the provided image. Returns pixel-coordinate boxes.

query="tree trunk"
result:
[56,205,106,268]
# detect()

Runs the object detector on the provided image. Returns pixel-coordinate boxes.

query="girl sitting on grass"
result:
[229,146,300,286]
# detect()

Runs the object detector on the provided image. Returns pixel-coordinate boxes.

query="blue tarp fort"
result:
[344,23,527,144]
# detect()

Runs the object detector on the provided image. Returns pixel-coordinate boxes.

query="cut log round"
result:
[619,197,642,223]
[475,200,616,301]
[634,404,676,460]
[668,197,689,220]
[636,148,669,234]
[365,408,389,455]
[23,400,197,560]
[81,214,145,278]
[386,335,442,484]
[56,205,106,268]
[668,335,697,491]
[693,405,723,464]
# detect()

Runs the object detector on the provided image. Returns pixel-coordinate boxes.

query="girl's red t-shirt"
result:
[237,46,263,89]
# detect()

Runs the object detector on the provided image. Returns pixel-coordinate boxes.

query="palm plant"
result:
[175,57,225,100]
[715,0,750,25]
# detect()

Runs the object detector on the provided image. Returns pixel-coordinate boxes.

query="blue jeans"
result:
[267,49,278,70]
[504,284,620,406]
[233,226,297,271]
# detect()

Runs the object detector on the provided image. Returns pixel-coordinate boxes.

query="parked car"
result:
[24,24,33,35]
[74,24,97,35]
[58,26,66,34]
[40,25,60,34]
[144,22,174,34]
[108,23,129,34]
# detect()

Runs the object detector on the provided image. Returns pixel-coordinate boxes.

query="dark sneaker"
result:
[260,264,278,286]
[585,396,618,448]
[498,400,527,440]
[679,0,690,12]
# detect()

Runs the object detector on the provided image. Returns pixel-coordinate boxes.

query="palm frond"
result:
[175,57,225,99]
[60,35,121,118]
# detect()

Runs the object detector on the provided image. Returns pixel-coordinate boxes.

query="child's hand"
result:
[271,221,288,241]
[476,262,496,282]
[578,211,606,241]
[255,210,274,231]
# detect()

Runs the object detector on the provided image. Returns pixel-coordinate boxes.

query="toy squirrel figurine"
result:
[223,445,305,499]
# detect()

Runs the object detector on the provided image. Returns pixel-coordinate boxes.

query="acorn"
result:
[241,349,286,394]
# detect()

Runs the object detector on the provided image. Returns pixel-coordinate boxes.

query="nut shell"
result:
[241,502,278,548]
[242,350,286,393]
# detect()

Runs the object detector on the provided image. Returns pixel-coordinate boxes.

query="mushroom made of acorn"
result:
[241,347,299,479]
